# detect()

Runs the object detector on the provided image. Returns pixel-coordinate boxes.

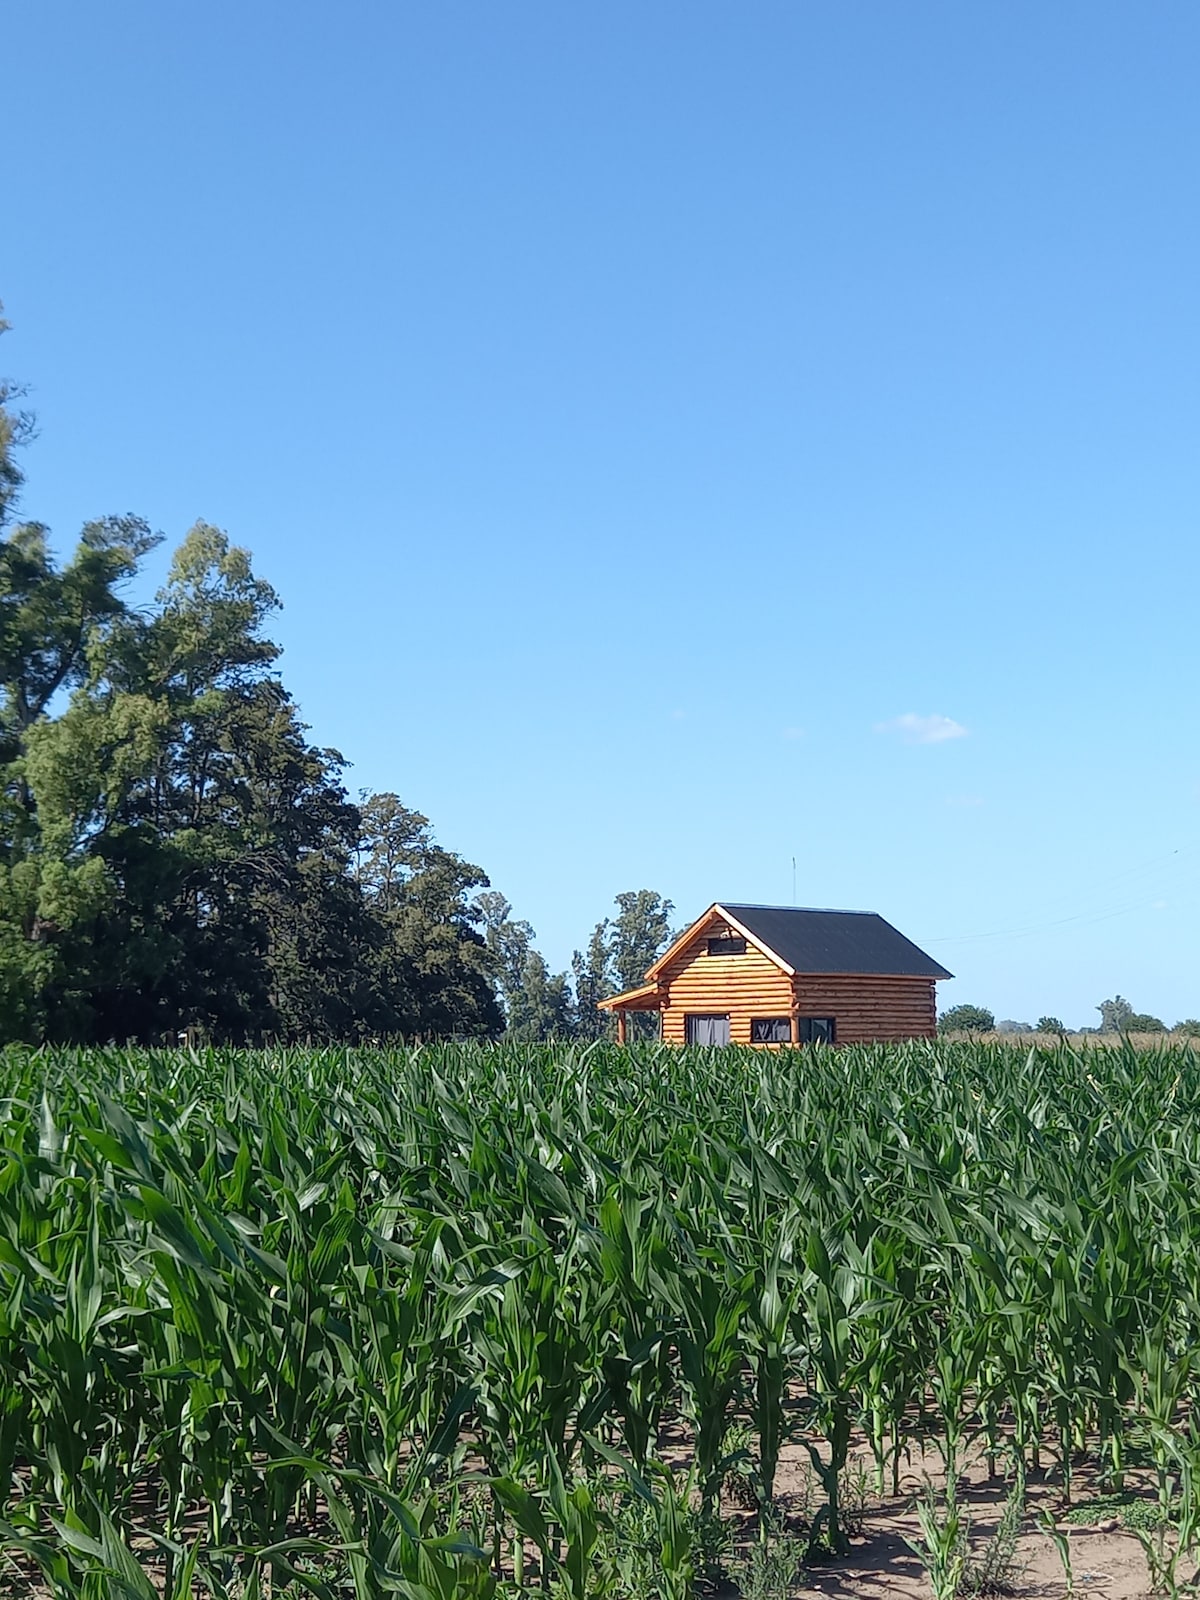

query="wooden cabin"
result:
[599,902,952,1046]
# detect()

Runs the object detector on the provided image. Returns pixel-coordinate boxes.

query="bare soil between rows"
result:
[745,1432,1170,1600]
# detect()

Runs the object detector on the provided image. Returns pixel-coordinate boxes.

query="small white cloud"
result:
[670,708,687,721]
[876,712,968,745]
[782,726,804,741]
[945,793,984,808]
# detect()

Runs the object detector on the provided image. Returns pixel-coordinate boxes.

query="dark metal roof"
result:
[720,904,953,979]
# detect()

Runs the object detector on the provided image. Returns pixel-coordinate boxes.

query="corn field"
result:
[2,1039,1200,1597]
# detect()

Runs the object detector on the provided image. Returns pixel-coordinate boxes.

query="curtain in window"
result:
[688,1016,731,1045]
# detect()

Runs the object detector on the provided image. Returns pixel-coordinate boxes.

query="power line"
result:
[928,844,1199,946]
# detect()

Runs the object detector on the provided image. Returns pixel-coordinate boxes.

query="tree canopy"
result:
[937,1004,995,1035]
[1125,1012,1166,1034]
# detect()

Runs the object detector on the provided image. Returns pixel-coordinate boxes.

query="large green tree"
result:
[0,321,513,1044]
[5,520,375,1041]
[478,890,574,1039]
[570,890,674,1042]
[356,793,501,1039]
[610,889,674,991]
[0,516,162,1037]
[571,918,613,1040]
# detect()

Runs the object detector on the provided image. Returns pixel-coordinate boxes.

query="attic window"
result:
[707,936,747,956]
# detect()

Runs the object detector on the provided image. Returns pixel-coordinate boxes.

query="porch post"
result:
[617,1010,627,1046]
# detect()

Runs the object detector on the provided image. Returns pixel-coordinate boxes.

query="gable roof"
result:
[720,904,953,978]
[647,903,952,981]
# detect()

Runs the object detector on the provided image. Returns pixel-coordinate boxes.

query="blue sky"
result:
[5,3,1199,1027]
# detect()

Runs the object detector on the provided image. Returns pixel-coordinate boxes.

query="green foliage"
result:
[572,918,615,1040]
[1097,998,1168,1035]
[1174,1019,1200,1038]
[1033,1508,1074,1596]
[734,1509,805,1600]
[1063,1493,1170,1531]
[938,1004,995,1033]
[5,1037,1200,1596]
[965,1481,1026,1597]
[1127,1013,1166,1033]
[610,890,674,993]
[569,891,674,1042]
[479,891,573,1040]
[0,344,675,1050]
[0,305,35,529]
[0,352,515,1044]
[356,791,501,1038]
[1036,1016,1065,1033]
[905,1482,968,1600]
[1097,995,1134,1032]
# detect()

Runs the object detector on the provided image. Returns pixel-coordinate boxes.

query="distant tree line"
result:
[481,887,674,1042]
[0,315,670,1045]
[939,998,1200,1037]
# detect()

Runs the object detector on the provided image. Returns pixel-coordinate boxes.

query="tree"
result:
[354,793,433,912]
[1036,1016,1066,1033]
[938,1004,995,1034]
[1125,1012,1165,1033]
[357,792,501,1039]
[0,319,520,1045]
[477,891,574,1038]
[477,890,534,1017]
[1174,1019,1200,1038]
[568,891,674,1042]
[0,516,164,1039]
[571,918,613,1041]
[8,521,378,1042]
[505,949,573,1040]
[0,304,34,530]
[610,890,674,992]
[1097,996,1134,1033]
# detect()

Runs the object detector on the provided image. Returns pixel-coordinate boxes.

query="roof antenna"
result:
[792,856,797,905]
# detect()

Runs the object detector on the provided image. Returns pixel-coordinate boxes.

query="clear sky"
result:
[5,3,1199,1028]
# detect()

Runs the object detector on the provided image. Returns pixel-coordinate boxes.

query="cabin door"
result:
[686,1015,731,1046]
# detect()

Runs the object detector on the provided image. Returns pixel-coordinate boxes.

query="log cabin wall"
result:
[792,974,937,1042]
[659,918,794,1045]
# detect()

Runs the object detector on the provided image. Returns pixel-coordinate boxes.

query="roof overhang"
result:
[598,983,662,1013]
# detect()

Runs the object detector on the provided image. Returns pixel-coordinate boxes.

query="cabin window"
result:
[686,1015,731,1046]
[707,936,747,956]
[751,1017,792,1044]
[798,1016,836,1045]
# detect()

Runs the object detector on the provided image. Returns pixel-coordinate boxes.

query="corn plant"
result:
[6,1037,1200,1595]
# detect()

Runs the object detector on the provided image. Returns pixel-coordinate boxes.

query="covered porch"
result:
[598,983,663,1043]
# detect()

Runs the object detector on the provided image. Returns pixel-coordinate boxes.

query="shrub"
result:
[1126,1013,1166,1033]
[938,1004,995,1034]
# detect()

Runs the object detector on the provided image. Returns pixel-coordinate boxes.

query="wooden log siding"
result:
[792,974,937,1043]
[654,919,938,1045]
[658,926,794,1046]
